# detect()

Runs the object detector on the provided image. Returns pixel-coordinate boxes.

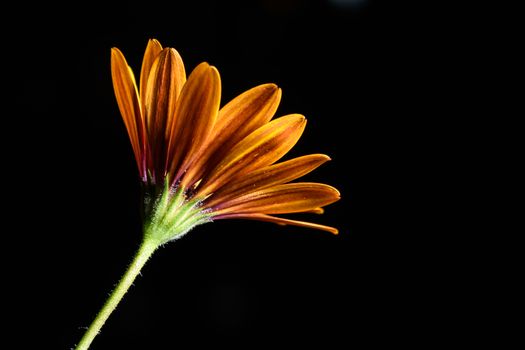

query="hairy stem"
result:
[74,238,158,350]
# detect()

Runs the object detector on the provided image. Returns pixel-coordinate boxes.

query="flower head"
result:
[111,39,340,244]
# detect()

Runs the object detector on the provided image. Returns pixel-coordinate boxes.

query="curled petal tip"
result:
[196,61,211,68]
[208,65,220,76]
[308,208,325,214]
[167,47,180,56]
[326,185,341,198]
[111,47,123,56]
[261,83,279,91]
[286,114,306,126]
[315,154,332,162]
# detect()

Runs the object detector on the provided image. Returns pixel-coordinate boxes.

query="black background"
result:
[5,0,448,348]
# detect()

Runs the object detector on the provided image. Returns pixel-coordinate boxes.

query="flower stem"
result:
[75,238,159,350]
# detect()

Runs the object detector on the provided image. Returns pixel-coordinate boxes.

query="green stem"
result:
[75,238,159,350]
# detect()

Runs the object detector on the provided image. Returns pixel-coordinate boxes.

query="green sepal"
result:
[143,182,212,245]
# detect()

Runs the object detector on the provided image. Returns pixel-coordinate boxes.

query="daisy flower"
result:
[75,39,340,350]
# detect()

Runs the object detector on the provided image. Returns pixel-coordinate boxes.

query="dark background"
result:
[6,0,448,348]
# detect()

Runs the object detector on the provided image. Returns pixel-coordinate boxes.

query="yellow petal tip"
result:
[111,47,122,55]
[261,83,279,91]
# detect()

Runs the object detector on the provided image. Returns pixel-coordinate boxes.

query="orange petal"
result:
[144,48,186,180]
[206,154,330,208]
[197,114,307,197]
[212,182,340,216]
[111,48,144,175]
[161,49,185,140]
[166,63,221,183]
[139,39,163,108]
[216,213,339,235]
[304,207,325,214]
[180,84,281,188]
[214,83,281,147]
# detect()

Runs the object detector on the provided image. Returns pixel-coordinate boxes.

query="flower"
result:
[74,39,342,350]
[111,39,340,243]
